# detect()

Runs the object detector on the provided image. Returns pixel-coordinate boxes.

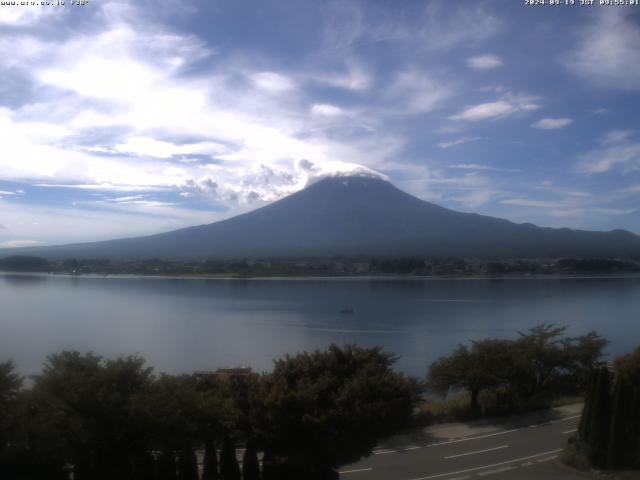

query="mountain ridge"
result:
[2,176,640,260]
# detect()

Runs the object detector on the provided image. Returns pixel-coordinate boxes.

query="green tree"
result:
[615,347,640,384]
[28,351,154,480]
[242,441,260,480]
[220,433,241,480]
[607,374,632,468]
[588,367,611,467]
[202,438,219,480]
[428,325,607,414]
[511,324,570,400]
[578,370,598,442]
[509,325,606,401]
[614,347,640,467]
[0,361,23,475]
[260,344,421,478]
[177,443,199,480]
[566,331,608,390]
[427,340,512,412]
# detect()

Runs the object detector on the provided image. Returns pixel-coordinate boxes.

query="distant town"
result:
[1,255,639,277]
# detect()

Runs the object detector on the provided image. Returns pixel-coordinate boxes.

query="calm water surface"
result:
[1,274,639,377]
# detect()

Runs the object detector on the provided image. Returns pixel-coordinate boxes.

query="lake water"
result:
[1,273,639,378]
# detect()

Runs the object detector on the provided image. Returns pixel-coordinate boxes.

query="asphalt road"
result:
[339,408,592,480]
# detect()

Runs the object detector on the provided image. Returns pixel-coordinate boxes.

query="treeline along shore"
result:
[1,325,638,479]
[1,255,640,277]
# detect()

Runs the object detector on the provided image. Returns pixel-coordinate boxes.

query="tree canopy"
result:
[427,324,607,412]
[260,344,422,475]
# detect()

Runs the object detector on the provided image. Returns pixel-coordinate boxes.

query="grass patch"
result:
[548,395,584,408]
[561,444,590,471]
[414,391,584,426]
[414,392,474,425]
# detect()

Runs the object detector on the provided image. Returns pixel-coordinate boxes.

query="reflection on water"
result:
[1,273,49,286]
[1,273,639,377]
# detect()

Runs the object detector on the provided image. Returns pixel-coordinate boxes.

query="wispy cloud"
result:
[601,129,634,146]
[501,198,559,208]
[250,72,296,93]
[438,137,480,149]
[0,240,45,248]
[338,1,502,52]
[387,70,454,114]
[577,129,640,174]
[0,3,59,26]
[530,118,573,130]
[310,104,347,117]
[567,8,640,91]
[1,0,639,242]
[466,54,502,70]
[450,93,541,122]
[449,164,517,173]
[578,143,640,174]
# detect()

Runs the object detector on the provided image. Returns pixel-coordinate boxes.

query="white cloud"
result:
[438,137,480,149]
[250,72,296,92]
[530,118,573,130]
[310,104,346,117]
[110,137,229,159]
[307,61,372,91]
[568,9,640,91]
[601,129,634,146]
[578,143,640,174]
[321,1,502,54]
[413,3,502,51]
[501,198,560,208]
[0,10,405,213]
[450,94,541,122]
[466,54,502,70]
[449,164,516,172]
[388,70,454,114]
[0,3,58,25]
[405,169,503,209]
[577,130,639,174]
[0,200,219,245]
[0,240,45,248]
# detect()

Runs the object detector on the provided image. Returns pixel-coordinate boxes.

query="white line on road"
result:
[373,449,396,455]
[561,415,580,421]
[536,455,559,463]
[405,446,421,451]
[562,429,577,435]
[338,467,373,474]
[477,466,517,476]
[427,429,520,448]
[407,448,563,480]
[425,414,580,449]
[444,445,509,460]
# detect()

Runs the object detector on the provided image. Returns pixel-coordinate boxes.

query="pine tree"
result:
[220,434,241,480]
[177,444,199,480]
[588,367,611,467]
[202,439,219,480]
[158,448,178,480]
[242,441,260,480]
[578,369,598,442]
[607,375,630,468]
[627,386,640,468]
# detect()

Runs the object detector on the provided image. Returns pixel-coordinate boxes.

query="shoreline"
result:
[3,270,640,282]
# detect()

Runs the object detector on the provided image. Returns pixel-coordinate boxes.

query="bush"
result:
[561,444,590,471]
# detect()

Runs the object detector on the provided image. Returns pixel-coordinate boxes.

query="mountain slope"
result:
[4,176,640,260]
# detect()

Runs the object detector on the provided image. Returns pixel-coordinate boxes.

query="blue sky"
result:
[1,0,639,247]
